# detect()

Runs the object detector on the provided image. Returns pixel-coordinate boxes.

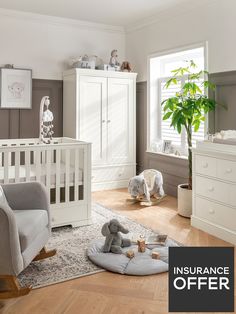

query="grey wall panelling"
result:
[136,82,188,197]
[209,71,236,133]
[0,79,63,139]
[0,72,233,197]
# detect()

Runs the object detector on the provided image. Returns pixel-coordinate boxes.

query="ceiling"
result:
[0,0,205,27]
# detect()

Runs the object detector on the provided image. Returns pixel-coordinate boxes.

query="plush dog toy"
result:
[101,219,131,254]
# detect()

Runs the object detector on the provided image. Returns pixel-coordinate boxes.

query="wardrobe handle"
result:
[203,162,208,168]
[107,120,111,123]
[102,120,106,123]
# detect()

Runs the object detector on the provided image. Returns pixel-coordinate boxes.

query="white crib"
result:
[0,137,91,228]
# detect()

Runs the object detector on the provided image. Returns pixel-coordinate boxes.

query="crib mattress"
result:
[0,163,83,187]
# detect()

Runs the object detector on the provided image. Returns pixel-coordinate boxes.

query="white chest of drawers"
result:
[192,141,236,245]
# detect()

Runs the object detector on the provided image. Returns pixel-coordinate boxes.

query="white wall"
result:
[0,9,125,80]
[126,0,236,82]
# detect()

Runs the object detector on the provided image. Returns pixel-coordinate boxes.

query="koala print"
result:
[8,82,25,99]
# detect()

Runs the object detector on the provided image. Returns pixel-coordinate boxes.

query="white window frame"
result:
[147,42,208,156]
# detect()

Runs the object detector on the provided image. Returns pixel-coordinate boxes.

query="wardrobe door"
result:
[79,76,107,165]
[107,78,134,164]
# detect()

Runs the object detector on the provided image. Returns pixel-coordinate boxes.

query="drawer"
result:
[217,159,236,182]
[195,197,236,231]
[92,166,134,183]
[195,176,236,207]
[195,155,217,177]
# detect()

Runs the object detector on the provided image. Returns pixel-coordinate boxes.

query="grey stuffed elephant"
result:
[101,219,131,254]
[128,174,150,201]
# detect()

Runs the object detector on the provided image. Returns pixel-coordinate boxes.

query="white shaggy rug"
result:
[19,203,180,288]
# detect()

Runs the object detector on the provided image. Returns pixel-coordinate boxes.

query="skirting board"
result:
[191,216,236,245]
[92,180,129,191]
[52,218,92,228]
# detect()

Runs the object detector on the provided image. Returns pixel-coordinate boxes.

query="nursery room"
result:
[0,0,235,313]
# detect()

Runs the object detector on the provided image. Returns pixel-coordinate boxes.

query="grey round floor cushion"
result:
[87,239,175,276]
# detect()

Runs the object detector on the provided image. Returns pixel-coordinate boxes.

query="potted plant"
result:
[161,60,218,217]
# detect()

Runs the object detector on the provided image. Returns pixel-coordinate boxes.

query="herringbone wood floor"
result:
[1,189,235,314]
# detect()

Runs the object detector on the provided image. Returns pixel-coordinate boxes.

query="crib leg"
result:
[0,275,32,299]
[33,247,56,262]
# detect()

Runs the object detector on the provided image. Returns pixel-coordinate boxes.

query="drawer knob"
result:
[226,168,232,174]
[208,186,214,192]
[209,209,215,214]
[52,217,55,222]
[203,162,208,168]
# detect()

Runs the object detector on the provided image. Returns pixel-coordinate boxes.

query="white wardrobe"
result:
[63,69,137,191]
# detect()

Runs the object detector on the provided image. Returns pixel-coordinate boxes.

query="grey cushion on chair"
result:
[0,182,51,276]
[14,210,49,252]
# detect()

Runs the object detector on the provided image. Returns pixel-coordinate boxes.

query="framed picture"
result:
[163,140,172,154]
[0,68,32,109]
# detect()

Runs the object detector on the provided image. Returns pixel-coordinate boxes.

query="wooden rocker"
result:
[126,194,166,206]
[0,247,56,299]
[33,247,57,262]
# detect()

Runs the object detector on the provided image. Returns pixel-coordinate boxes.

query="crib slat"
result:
[4,152,9,183]
[25,150,31,182]
[41,150,46,164]
[15,150,20,183]
[36,150,41,182]
[74,148,79,201]
[9,151,12,167]
[46,150,51,195]
[65,149,70,203]
[56,149,61,204]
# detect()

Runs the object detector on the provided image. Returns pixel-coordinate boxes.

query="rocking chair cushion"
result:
[14,209,48,252]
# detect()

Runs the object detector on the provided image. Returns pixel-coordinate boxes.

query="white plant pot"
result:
[177,184,192,218]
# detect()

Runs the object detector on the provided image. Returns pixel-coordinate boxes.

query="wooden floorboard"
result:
[1,188,235,314]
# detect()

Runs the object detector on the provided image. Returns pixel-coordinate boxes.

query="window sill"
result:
[146,150,188,160]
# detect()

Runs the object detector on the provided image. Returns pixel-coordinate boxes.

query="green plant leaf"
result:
[190,60,197,68]
[165,78,178,88]
[163,112,172,120]
[194,120,201,132]
[203,81,216,90]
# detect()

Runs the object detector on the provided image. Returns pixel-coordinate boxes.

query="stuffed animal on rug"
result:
[101,219,131,254]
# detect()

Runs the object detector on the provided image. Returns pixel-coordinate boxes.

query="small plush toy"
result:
[109,49,120,67]
[121,61,132,72]
[101,219,131,254]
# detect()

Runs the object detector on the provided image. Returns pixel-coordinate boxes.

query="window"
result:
[148,46,206,156]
